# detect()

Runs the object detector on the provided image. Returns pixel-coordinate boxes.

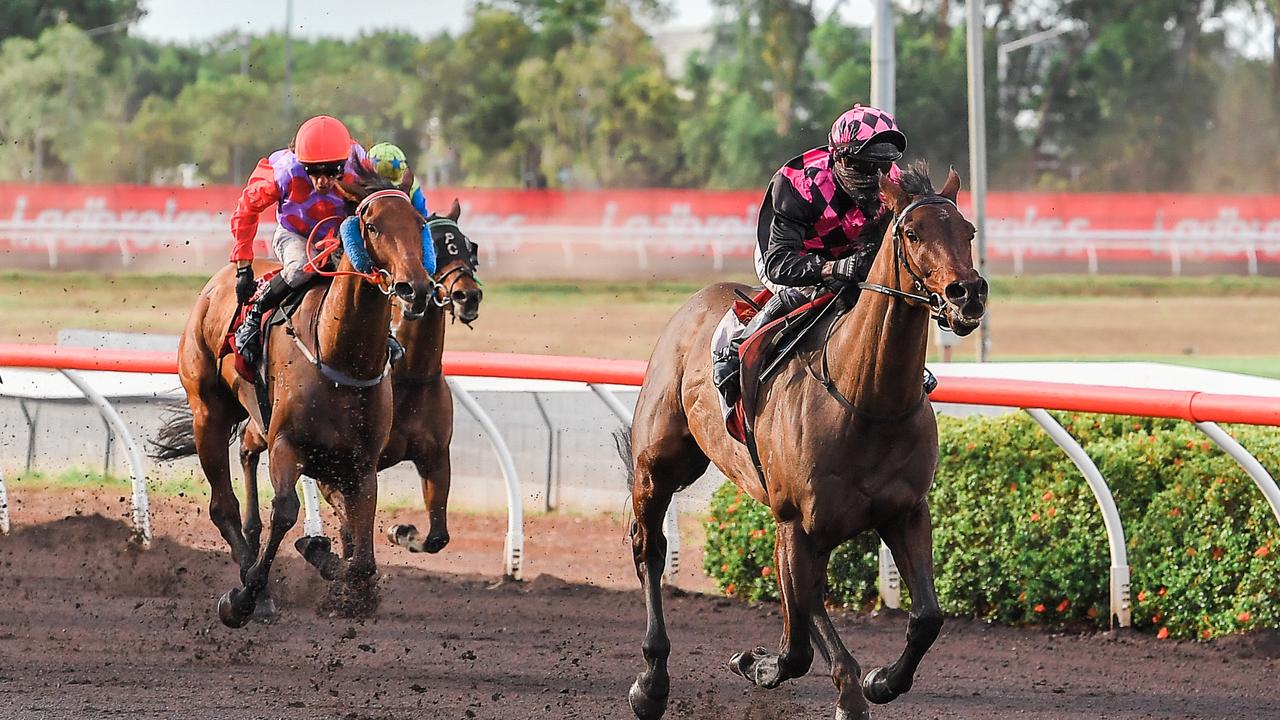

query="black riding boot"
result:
[388,335,405,367]
[712,292,797,407]
[235,274,292,366]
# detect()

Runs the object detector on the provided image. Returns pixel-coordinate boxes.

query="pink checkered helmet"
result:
[828,104,906,161]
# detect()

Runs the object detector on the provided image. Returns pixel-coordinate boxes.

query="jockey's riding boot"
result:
[235,275,291,366]
[712,293,794,406]
[923,367,938,395]
[388,335,405,367]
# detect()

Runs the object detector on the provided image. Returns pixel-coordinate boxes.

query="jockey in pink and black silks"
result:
[229,115,369,365]
[714,105,934,402]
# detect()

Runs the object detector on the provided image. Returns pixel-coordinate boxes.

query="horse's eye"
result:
[365,223,378,235]
[905,228,920,242]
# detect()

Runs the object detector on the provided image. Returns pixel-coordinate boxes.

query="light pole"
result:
[871,0,895,113]
[996,23,1077,154]
[966,0,990,362]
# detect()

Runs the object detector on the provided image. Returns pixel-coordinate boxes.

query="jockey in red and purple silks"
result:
[229,115,369,365]
[714,105,936,402]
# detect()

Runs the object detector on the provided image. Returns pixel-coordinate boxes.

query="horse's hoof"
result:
[422,530,450,553]
[835,708,872,720]
[250,593,278,624]
[295,534,332,559]
[217,589,252,629]
[862,666,897,705]
[386,524,418,548]
[628,675,668,720]
[728,647,781,689]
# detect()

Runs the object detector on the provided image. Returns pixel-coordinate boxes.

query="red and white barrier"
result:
[2,344,1278,625]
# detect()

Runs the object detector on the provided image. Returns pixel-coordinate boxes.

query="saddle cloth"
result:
[218,271,322,382]
[713,287,838,444]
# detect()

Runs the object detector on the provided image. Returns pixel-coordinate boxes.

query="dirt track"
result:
[1,510,1278,720]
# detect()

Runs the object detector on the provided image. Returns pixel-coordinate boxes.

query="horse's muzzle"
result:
[453,288,483,325]
[393,280,433,320]
[943,277,987,336]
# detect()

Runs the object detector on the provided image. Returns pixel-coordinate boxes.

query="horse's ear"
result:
[879,172,909,212]
[940,166,961,202]
[447,198,461,221]
[334,180,366,203]
[398,167,415,197]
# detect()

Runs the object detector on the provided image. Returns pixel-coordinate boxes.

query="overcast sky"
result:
[132,0,875,42]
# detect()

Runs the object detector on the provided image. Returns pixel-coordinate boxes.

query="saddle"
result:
[218,272,325,382]
[724,288,844,445]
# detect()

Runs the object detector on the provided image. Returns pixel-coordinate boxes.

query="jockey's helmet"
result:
[294,115,354,166]
[369,142,409,185]
[829,104,906,193]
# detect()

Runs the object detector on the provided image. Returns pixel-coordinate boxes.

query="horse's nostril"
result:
[945,282,968,303]
[451,290,468,303]
[393,282,415,300]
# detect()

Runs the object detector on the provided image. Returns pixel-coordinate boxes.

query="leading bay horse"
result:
[623,164,987,719]
[159,168,435,627]
[237,202,484,559]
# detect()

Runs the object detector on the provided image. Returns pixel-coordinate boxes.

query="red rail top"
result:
[1,343,1277,426]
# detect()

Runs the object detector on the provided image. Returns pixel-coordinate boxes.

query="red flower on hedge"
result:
[1255,544,1271,558]
[1057,599,1070,613]
[1033,603,1045,613]
[1237,611,1252,623]
[1156,627,1170,640]
[761,566,772,578]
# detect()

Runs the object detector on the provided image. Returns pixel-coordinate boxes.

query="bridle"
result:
[855,194,956,320]
[425,217,480,320]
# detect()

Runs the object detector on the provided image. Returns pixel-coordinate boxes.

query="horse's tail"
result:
[613,426,635,492]
[149,401,198,460]
[150,401,248,461]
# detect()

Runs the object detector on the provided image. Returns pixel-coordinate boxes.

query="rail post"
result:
[1196,421,1280,525]
[447,378,525,580]
[0,465,9,535]
[1025,408,1130,627]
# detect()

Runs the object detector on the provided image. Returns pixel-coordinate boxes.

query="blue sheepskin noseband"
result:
[339,215,374,273]
[338,205,436,275]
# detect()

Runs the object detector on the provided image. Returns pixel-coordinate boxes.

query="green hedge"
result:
[704,413,1280,639]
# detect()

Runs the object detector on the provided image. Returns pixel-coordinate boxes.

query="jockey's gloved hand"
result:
[824,256,867,283]
[235,266,257,305]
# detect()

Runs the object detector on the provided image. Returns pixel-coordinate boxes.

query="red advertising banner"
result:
[3,183,1280,276]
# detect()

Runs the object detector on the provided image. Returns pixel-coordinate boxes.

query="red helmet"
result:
[293,115,353,164]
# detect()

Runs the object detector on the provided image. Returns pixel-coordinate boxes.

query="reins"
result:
[808,194,955,420]
[304,216,393,293]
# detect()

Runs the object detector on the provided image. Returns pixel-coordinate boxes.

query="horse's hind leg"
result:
[387,455,452,554]
[238,425,267,558]
[628,431,708,720]
[218,437,303,628]
[236,425,280,621]
[730,519,820,689]
[810,581,872,719]
[863,500,943,705]
[190,395,251,570]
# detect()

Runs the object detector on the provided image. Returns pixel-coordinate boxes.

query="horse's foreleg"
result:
[810,588,872,719]
[730,520,820,689]
[864,501,943,705]
[628,467,676,720]
[218,438,302,629]
[387,456,451,554]
[327,467,380,617]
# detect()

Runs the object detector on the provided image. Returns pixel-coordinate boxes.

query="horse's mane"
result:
[896,160,935,197]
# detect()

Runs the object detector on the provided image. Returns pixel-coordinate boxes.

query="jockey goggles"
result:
[303,160,345,178]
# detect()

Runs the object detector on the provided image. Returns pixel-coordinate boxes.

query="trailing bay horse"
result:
[156,168,435,627]
[237,201,483,558]
[623,163,987,719]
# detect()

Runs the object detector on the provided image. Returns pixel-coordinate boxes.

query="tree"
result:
[516,3,681,187]
[173,75,282,183]
[0,24,103,181]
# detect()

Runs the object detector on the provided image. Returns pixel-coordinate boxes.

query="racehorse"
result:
[622,164,987,720]
[155,167,435,627]
[237,201,483,560]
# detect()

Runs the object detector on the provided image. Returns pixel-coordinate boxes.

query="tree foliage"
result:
[2,1,1278,190]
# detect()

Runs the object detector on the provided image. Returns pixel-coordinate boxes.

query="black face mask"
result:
[833,159,885,215]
